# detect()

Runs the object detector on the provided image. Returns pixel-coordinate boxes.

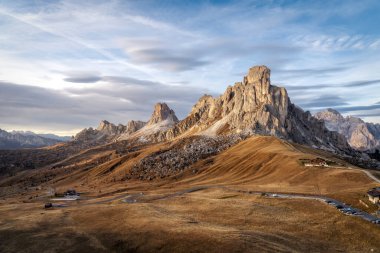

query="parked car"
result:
[64,189,79,196]
[340,207,352,213]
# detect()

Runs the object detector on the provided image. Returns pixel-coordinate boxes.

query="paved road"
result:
[48,185,379,226]
[119,185,380,226]
[263,192,379,224]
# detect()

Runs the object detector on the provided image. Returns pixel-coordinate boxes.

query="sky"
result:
[1,0,380,136]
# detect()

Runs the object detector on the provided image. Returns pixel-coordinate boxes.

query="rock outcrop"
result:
[147,103,179,125]
[315,108,380,150]
[129,134,247,180]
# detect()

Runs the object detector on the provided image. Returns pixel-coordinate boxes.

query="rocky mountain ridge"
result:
[315,108,380,151]
[146,66,349,153]
[74,119,146,142]
[74,102,179,143]
[73,66,352,154]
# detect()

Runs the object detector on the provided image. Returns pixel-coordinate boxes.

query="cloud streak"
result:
[0,78,211,133]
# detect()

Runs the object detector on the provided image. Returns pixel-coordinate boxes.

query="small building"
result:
[303,158,328,167]
[367,189,380,204]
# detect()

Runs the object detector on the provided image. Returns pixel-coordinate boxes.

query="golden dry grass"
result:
[1,136,379,252]
[0,188,379,253]
[175,137,377,198]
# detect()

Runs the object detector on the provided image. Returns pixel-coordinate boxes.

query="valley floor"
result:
[0,186,379,253]
[0,136,379,252]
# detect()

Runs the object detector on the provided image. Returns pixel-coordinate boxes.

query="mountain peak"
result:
[315,108,344,122]
[147,103,179,125]
[246,65,270,84]
[326,108,341,115]
[97,120,113,131]
[163,65,349,151]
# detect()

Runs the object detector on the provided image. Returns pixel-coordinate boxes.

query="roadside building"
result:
[367,189,380,204]
[304,158,328,167]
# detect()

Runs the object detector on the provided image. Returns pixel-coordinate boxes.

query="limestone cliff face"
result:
[315,109,380,150]
[160,66,349,151]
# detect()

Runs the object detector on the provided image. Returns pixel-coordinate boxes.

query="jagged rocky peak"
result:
[97,120,113,131]
[186,65,289,133]
[96,120,121,135]
[246,65,271,94]
[147,103,179,125]
[162,65,349,152]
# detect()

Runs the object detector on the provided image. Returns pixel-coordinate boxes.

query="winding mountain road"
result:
[50,183,379,226]
[118,185,380,226]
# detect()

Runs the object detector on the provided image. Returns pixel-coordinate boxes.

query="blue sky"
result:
[0,0,380,135]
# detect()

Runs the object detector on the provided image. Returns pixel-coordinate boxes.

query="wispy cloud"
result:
[292,35,380,52]
[0,77,212,132]
[285,78,380,91]
[337,102,380,112]
[298,95,348,109]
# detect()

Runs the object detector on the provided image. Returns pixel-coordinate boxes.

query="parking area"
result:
[265,193,380,225]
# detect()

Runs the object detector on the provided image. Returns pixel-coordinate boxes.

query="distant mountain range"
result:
[0,129,71,149]
[315,109,380,151]
[9,130,72,142]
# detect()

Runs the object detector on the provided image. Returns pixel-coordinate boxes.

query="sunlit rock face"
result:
[162,65,349,152]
